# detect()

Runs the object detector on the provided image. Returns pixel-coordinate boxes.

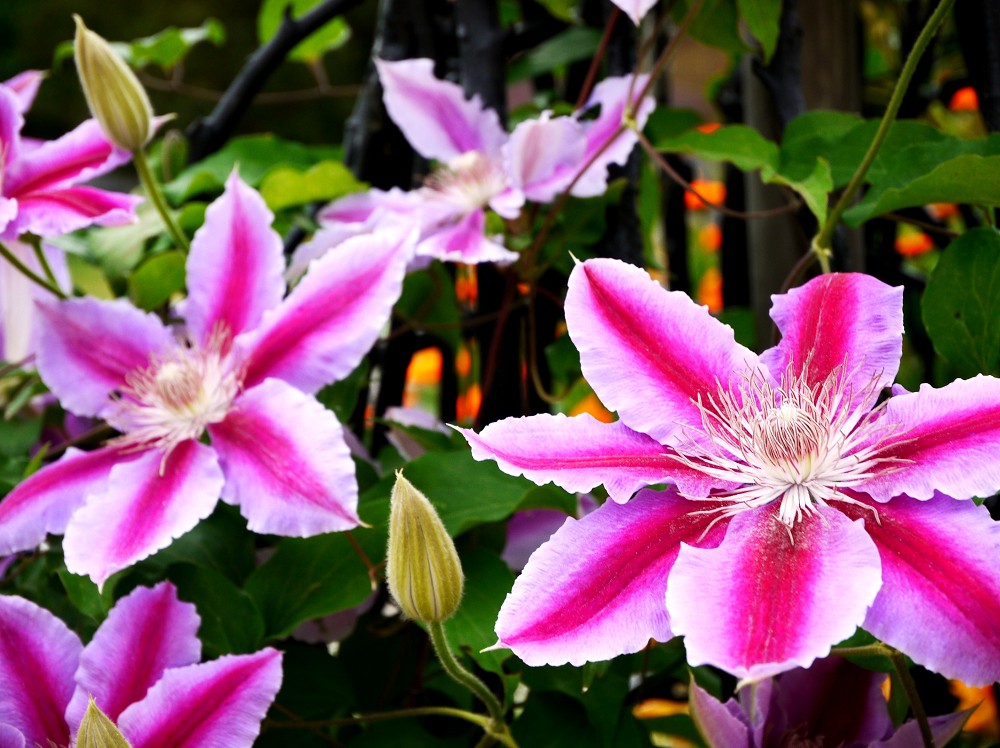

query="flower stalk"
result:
[132,147,190,254]
[0,242,66,299]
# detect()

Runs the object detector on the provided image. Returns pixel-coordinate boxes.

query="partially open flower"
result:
[73,15,153,151]
[387,471,464,623]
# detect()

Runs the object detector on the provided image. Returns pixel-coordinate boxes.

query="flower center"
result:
[108,327,242,457]
[680,363,897,528]
[423,151,507,213]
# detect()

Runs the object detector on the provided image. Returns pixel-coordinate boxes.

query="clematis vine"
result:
[463,258,1000,684]
[0,172,409,586]
[289,58,654,275]
[690,655,970,747]
[0,581,282,747]
[0,70,140,241]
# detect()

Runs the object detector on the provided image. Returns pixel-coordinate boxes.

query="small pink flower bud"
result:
[386,471,464,623]
[73,15,153,151]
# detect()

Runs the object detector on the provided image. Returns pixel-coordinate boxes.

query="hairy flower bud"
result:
[386,471,464,623]
[73,15,153,151]
[75,697,133,748]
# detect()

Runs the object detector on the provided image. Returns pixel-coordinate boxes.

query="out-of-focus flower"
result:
[697,222,722,252]
[0,172,410,585]
[73,16,154,152]
[387,471,465,623]
[290,59,654,272]
[696,266,723,312]
[0,240,69,363]
[926,202,959,221]
[463,259,1000,684]
[691,656,970,747]
[0,582,282,747]
[0,70,140,241]
[949,86,979,112]
[950,680,999,739]
[684,179,726,211]
[502,494,597,572]
[609,0,659,25]
[895,228,934,257]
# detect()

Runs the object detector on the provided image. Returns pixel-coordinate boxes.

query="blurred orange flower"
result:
[684,179,726,211]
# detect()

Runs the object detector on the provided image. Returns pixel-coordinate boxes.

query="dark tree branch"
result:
[186,0,365,162]
[956,0,1000,132]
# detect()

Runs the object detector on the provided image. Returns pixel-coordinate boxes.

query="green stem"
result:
[889,651,935,748]
[23,235,60,289]
[829,643,893,658]
[132,148,189,254]
[812,0,956,264]
[428,621,516,748]
[0,242,67,299]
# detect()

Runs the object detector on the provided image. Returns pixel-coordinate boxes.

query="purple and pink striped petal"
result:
[416,210,518,264]
[62,440,224,587]
[3,71,44,113]
[666,506,882,682]
[376,58,507,162]
[760,273,903,417]
[35,297,173,418]
[871,711,972,748]
[688,682,751,748]
[5,186,140,240]
[860,376,1000,502]
[505,114,587,203]
[0,595,82,748]
[0,446,124,556]
[0,88,25,166]
[4,119,130,195]
[184,172,286,346]
[117,648,283,748]
[609,0,659,25]
[65,582,202,732]
[573,75,655,197]
[209,379,360,535]
[565,258,761,443]
[0,724,25,748]
[842,493,1000,686]
[461,413,729,503]
[239,229,410,393]
[495,487,727,666]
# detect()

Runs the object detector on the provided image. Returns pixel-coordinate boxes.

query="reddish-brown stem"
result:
[574,7,621,110]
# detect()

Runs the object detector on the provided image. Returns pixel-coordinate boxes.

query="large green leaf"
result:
[259,160,363,211]
[395,262,461,349]
[257,0,351,63]
[128,251,186,311]
[170,563,265,657]
[444,549,515,673]
[738,0,781,61]
[678,0,746,55]
[121,20,226,72]
[508,27,601,82]
[922,228,1000,377]
[244,531,374,639]
[656,124,779,173]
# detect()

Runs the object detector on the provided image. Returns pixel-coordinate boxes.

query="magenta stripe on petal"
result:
[760,273,903,413]
[117,649,282,748]
[861,376,1000,502]
[35,298,173,418]
[8,187,140,240]
[565,258,760,443]
[240,229,409,394]
[65,582,201,731]
[0,446,122,555]
[496,487,727,666]
[0,595,82,747]
[461,413,727,503]
[844,494,1000,686]
[667,506,882,682]
[209,379,360,535]
[184,172,286,345]
[62,441,224,587]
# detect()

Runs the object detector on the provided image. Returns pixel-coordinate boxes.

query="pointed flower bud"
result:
[73,15,153,151]
[75,697,133,748]
[387,471,464,623]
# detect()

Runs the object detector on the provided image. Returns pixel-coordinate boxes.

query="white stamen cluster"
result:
[108,327,242,458]
[422,151,507,214]
[679,363,903,528]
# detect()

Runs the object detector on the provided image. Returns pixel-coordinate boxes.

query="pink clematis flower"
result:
[0,172,409,586]
[291,59,654,272]
[690,655,970,747]
[0,581,282,747]
[462,258,1000,684]
[609,0,658,25]
[0,70,141,241]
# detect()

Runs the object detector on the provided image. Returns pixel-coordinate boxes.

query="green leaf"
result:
[0,413,42,456]
[512,692,601,748]
[922,227,1000,377]
[259,160,364,211]
[170,563,265,656]
[257,0,351,63]
[508,27,602,81]
[765,156,832,225]
[142,504,256,584]
[244,532,373,639]
[657,124,779,173]
[395,262,461,349]
[316,359,369,425]
[119,20,226,72]
[738,0,781,61]
[443,549,516,673]
[165,135,337,203]
[58,570,111,622]
[845,154,1000,226]
[644,107,704,144]
[679,0,746,55]
[128,251,186,311]
[535,0,580,22]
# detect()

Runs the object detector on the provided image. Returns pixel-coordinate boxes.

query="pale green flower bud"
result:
[75,696,133,748]
[386,471,464,623]
[73,15,153,151]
